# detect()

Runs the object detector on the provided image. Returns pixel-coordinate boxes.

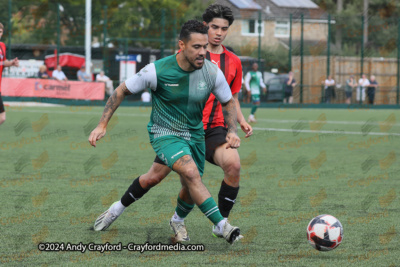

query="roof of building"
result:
[211,0,328,20]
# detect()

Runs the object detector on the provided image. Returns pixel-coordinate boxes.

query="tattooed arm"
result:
[88,82,132,147]
[221,98,241,149]
[221,97,238,134]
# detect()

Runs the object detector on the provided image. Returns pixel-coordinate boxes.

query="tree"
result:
[1,0,210,48]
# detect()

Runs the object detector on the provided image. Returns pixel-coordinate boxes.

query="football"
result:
[307,214,343,251]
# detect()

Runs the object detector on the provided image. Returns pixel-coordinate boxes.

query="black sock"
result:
[120,176,149,207]
[218,180,239,218]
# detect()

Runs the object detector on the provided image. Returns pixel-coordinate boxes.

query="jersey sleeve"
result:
[230,57,243,95]
[125,63,157,94]
[244,72,251,91]
[212,68,232,104]
[0,43,6,61]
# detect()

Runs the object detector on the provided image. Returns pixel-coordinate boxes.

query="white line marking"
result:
[10,108,400,136]
[257,118,400,126]
[10,109,149,117]
[253,127,400,136]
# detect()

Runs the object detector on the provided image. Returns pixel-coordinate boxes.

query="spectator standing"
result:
[357,74,370,103]
[345,75,357,104]
[324,75,335,103]
[367,75,378,105]
[283,71,296,104]
[52,65,68,81]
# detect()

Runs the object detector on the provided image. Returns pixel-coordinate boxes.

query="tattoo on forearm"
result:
[222,99,238,134]
[99,83,130,125]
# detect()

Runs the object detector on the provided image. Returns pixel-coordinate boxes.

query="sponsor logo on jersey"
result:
[197,80,207,91]
[211,60,219,66]
[165,83,179,86]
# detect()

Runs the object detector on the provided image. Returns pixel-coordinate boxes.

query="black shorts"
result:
[154,126,228,166]
[284,91,292,99]
[0,93,5,113]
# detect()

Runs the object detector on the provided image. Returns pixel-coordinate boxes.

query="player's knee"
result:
[181,167,200,182]
[224,160,241,178]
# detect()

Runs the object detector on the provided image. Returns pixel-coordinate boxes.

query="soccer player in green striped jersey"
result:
[89,20,241,244]
[244,62,266,122]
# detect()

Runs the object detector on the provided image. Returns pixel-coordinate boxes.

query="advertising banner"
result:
[2,78,105,100]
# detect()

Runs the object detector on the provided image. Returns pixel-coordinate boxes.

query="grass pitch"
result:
[0,105,399,266]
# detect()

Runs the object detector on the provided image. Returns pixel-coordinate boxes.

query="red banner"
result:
[45,53,85,69]
[2,78,105,100]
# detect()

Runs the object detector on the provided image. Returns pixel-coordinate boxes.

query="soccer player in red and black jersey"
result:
[0,22,19,126]
[93,5,252,242]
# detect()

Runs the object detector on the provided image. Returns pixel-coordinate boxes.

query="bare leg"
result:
[0,112,6,126]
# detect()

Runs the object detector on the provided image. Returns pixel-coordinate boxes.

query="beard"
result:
[184,54,204,70]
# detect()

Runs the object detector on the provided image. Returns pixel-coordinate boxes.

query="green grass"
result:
[1,105,399,266]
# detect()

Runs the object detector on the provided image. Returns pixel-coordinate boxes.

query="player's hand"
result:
[263,87,267,94]
[12,57,19,67]
[225,132,240,149]
[88,125,106,147]
[240,121,253,138]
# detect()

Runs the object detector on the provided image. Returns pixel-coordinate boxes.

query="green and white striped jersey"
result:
[125,54,232,142]
[244,71,266,95]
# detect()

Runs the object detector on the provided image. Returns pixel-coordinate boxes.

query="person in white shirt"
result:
[141,89,151,102]
[52,65,68,81]
[358,74,370,103]
[324,75,335,103]
[96,70,114,95]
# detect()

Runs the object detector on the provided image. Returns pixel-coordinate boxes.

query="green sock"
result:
[175,196,194,219]
[251,106,258,115]
[199,197,224,225]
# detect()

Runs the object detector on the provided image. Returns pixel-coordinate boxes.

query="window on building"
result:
[275,20,290,38]
[241,20,264,36]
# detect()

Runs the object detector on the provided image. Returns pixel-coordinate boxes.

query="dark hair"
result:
[202,4,234,26]
[179,20,209,41]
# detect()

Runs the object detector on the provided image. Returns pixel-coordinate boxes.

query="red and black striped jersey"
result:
[0,42,6,92]
[202,45,242,130]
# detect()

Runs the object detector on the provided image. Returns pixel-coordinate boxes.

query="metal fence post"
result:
[288,14,292,71]
[258,10,262,68]
[8,0,12,59]
[160,9,165,58]
[57,3,60,66]
[173,9,177,53]
[360,15,364,105]
[397,18,400,105]
[300,14,304,104]
[327,14,331,77]
[103,5,108,76]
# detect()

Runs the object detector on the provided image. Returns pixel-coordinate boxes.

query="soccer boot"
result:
[212,225,223,238]
[170,219,190,242]
[94,201,119,231]
[248,114,256,123]
[222,221,242,244]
